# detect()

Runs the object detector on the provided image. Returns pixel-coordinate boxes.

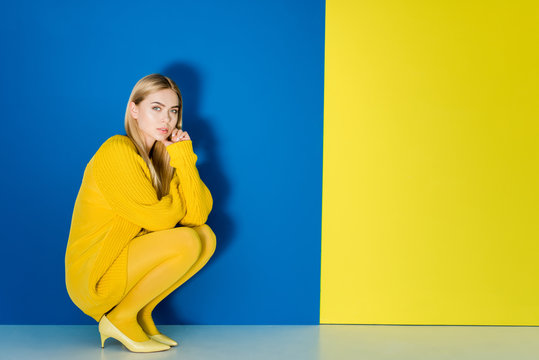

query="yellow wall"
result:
[320,0,539,325]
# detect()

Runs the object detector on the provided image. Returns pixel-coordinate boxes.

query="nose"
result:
[161,112,172,123]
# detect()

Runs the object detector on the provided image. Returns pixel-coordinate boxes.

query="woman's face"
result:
[130,88,180,152]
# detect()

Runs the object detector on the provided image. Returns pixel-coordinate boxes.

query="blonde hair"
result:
[124,73,183,199]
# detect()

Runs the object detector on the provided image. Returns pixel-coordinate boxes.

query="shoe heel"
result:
[100,332,108,348]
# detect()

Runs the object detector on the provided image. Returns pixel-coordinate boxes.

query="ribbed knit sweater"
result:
[64,135,212,322]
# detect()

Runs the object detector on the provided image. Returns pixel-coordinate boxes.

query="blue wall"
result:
[0,0,325,324]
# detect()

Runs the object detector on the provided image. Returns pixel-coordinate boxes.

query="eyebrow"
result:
[151,101,180,108]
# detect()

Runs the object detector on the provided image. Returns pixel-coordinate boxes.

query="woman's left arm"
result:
[165,140,213,226]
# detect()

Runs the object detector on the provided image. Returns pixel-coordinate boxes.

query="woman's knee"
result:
[167,227,202,260]
[193,224,217,257]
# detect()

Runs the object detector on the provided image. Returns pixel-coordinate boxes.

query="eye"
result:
[171,109,178,114]
[153,106,161,111]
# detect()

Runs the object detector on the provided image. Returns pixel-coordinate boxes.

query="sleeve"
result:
[165,140,213,227]
[92,136,187,231]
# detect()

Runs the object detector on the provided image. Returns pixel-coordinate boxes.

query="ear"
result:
[129,101,139,119]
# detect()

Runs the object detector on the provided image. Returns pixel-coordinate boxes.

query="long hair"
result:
[124,73,183,199]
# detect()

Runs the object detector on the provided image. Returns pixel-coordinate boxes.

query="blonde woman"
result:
[65,73,216,353]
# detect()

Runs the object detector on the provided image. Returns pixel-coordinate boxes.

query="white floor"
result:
[0,324,538,359]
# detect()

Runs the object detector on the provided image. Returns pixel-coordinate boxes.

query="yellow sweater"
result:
[65,135,212,322]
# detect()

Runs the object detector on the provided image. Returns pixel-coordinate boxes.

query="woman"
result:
[65,73,216,353]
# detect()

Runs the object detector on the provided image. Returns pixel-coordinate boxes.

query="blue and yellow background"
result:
[1,0,538,325]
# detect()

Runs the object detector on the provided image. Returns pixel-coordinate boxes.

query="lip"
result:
[157,128,169,134]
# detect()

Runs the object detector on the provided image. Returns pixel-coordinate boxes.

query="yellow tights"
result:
[106,224,216,342]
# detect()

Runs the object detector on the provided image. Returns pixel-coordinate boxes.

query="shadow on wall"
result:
[158,62,234,323]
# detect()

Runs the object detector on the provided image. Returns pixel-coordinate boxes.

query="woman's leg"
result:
[137,224,217,335]
[105,227,202,342]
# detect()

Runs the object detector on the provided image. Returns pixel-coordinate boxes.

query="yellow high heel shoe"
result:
[99,315,171,353]
[149,333,179,347]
